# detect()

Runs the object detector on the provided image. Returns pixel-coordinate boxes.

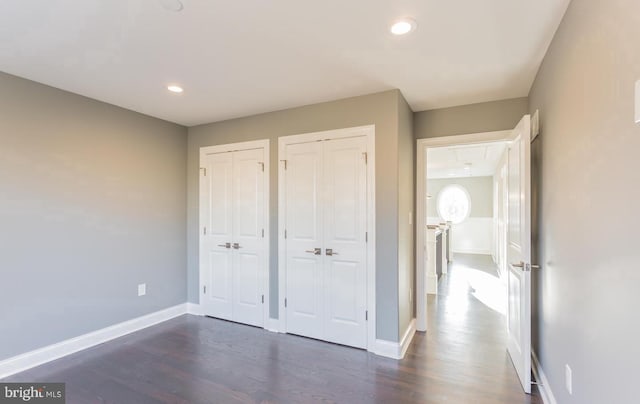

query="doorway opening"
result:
[415,115,533,394]
[426,140,510,316]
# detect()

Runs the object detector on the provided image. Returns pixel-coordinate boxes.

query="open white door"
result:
[506,115,532,393]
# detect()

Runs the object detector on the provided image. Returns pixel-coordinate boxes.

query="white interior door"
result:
[200,146,266,328]
[201,152,234,320]
[506,115,532,394]
[231,148,265,327]
[284,136,368,349]
[284,141,324,340]
[323,137,367,348]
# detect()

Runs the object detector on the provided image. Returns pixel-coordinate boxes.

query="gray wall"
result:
[427,177,494,218]
[397,93,415,336]
[528,0,640,402]
[188,90,404,342]
[0,72,188,361]
[415,98,529,139]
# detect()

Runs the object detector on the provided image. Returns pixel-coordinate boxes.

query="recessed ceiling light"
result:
[167,85,183,93]
[159,0,183,12]
[390,18,417,36]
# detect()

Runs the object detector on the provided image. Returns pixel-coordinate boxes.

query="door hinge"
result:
[262,295,265,304]
[284,298,287,308]
[258,162,264,172]
[203,285,207,294]
[284,229,287,239]
[200,167,207,176]
[280,159,287,170]
[366,310,368,321]
[262,229,264,238]
[203,227,207,235]
[365,232,368,243]
[362,152,368,164]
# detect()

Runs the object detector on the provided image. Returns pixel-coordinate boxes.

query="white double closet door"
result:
[284,136,368,349]
[200,147,266,328]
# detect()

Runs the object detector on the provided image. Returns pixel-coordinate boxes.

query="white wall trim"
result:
[399,318,417,358]
[373,339,402,359]
[374,318,416,359]
[532,351,558,404]
[186,302,203,316]
[278,125,377,353]
[0,303,188,380]
[265,318,281,333]
[199,139,271,329]
[416,130,513,332]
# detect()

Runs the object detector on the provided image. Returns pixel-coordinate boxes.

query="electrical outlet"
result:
[138,283,146,297]
[565,364,572,395]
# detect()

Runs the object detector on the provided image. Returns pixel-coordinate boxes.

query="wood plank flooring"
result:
[3,253,540,403]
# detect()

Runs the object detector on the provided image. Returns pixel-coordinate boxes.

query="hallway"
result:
[405,253,541,403]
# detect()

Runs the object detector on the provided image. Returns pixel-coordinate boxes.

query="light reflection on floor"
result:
[441,254,507,316]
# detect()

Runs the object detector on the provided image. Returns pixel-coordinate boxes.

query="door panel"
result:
[506,115,532,394]
[323,137,368,348]
[206,251,232,318]
[201,147,265,327]
[233,250,262,326]
[285,142,324,340]
[201,152,233,320]
[232,148,265,327]
[326,260,359,323]
[284,136,367,349]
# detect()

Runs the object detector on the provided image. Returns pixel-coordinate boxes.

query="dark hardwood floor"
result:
[4,253,540,403]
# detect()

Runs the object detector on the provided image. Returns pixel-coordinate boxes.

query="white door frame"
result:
[199,139,270,328]
[278,125,376,352]
[415,130,511,332]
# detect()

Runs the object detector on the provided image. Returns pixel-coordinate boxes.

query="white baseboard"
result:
[399,319,416,358]
[373,319,416,360]
[186,302,203,316]
[532,351,557,404]
[265,318,281,333]
[0,303,188,380]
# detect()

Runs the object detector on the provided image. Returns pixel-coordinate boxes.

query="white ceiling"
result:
[427,142,508,179]
[0,0,570,126]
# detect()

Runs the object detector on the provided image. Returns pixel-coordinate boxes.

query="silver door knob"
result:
[511,261,535,271]
[305,248,321,255]
[218,243,231,249]
[232,243,242,249]
[326,248,339,256]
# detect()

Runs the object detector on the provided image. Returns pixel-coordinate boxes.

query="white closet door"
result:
[323,137,368,348]
[201,152,234,320]
[231,148,265,327]
[284,141,324,340]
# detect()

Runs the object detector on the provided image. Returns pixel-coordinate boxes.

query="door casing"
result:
[199,139,270,329]
[278,125,376,353]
